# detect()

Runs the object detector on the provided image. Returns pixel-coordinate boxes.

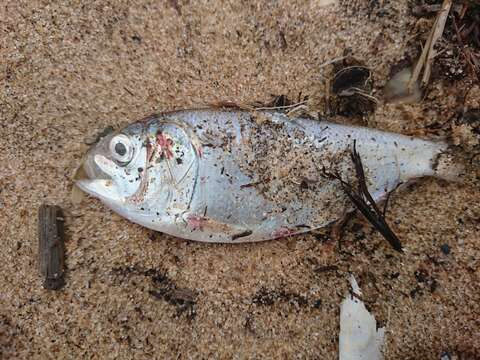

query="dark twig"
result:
[382,188,393,219]
[325,141,403,252]
[382,182,402,219]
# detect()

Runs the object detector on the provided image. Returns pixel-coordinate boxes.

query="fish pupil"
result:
[115,142,127,156]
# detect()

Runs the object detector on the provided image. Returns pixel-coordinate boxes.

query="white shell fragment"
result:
[339,275,385,360]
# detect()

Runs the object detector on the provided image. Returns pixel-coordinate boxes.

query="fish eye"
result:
[109,134,134,164]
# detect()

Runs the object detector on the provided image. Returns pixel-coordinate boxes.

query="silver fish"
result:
[76,109,456,243]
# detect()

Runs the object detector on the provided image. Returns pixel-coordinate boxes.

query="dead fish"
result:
[75,109,459,243]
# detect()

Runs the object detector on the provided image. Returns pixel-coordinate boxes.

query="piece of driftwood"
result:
[38,204,65,290]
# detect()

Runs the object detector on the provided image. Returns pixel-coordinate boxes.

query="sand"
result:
[1,0,479,359]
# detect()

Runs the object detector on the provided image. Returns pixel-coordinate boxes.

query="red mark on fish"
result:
[271,227,297,239]
[186,214,206,231]
[156,132,174,159]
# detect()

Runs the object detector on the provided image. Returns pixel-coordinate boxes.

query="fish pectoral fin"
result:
[76,179,123,203]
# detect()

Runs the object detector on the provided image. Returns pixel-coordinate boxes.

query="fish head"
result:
[76,122,149,206]
[76,118,200,218]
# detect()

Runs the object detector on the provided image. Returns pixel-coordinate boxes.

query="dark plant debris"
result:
[252,287,311,309]
[412,267,438,297]
[323,141,403,252]
[265,94,294,108]
[313,265,339,273]
[458,109,480,135]
[330,211,356,243]
[412,0,480,82]
[149,287,197,320]
[111,265,197,320]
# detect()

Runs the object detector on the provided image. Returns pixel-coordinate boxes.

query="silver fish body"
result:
[77,109,451,242]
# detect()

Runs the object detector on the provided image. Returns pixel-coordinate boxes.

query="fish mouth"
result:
[75,147,112,181]
[74,154,123,203]
[76,178,122,203]
[74,130,118,182]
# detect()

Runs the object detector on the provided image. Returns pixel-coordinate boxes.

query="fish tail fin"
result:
[432,148,466,182]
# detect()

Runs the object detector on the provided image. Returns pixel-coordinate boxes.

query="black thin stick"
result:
[327,141,404,252]
[382,182,402,219]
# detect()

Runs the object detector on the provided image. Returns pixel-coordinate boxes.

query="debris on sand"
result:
[324,142,403,252]
[410,0,480,85]
[409,0,453,91]
[384,67,422,104]
[339,275,385,360]
[330,60,377,118]
[38,204,65,290]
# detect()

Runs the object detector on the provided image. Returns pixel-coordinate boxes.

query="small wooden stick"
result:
[409,0,453,92]
[38,204,65,290]
[422,0,453,86]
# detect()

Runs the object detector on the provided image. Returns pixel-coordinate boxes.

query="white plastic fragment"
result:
[339,275,385,360]
[384,67,421,104]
